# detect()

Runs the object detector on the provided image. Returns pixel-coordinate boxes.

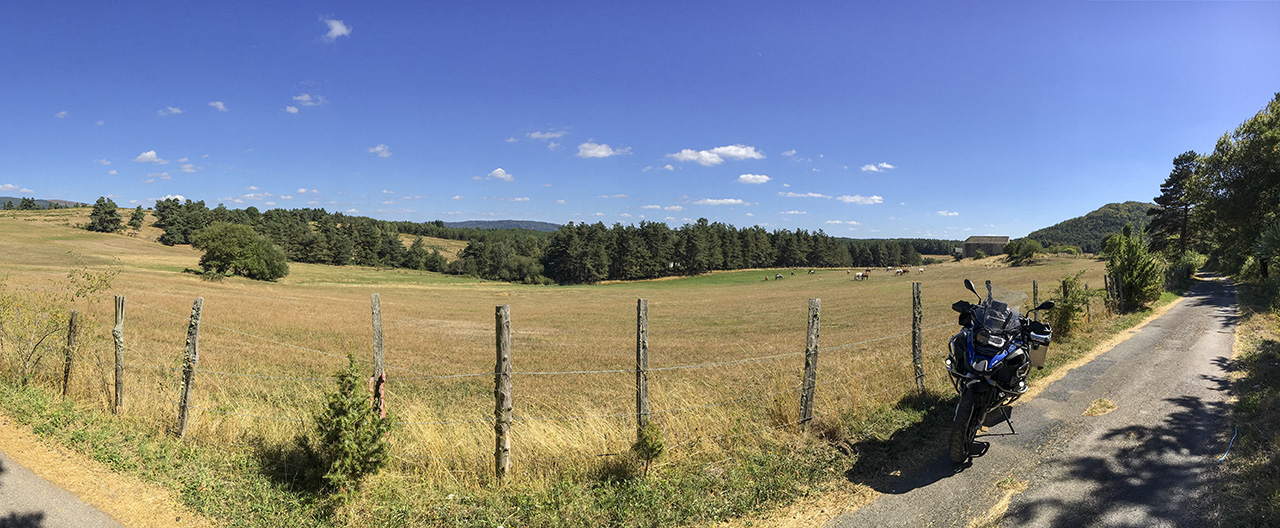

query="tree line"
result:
[1146,93,1280,280]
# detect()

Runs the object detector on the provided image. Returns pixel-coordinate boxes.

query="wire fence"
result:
[22,286,967,478]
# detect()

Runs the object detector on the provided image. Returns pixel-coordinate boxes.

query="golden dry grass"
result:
[397,233,468,261]
[0,209,1108,487]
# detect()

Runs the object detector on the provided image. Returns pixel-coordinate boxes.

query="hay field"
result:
[0,209,1106,485]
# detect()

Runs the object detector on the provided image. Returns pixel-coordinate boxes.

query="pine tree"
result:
[87,197,123,233]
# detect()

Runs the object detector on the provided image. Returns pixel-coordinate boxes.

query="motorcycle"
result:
[944,279,1054,464]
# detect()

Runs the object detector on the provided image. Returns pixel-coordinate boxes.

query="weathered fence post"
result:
[799,298,820,432]
[1032,280,1039,322]
[371,293,386,418]
[1104,275,1113,315]
[912,283,925,394]
[113,295,125,415]
[635,299,649,440]
[1085,284,1091,324]
[985,280,993,303]
[61,310,79,398]
[176,298,203,439]
[494,305,512,483]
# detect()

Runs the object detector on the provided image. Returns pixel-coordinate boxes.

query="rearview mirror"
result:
[1033,300,1055,312]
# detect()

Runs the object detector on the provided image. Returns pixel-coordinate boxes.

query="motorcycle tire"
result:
[949,389,981,464]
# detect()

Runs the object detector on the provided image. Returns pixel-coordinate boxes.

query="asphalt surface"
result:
[0,449,123,527]
[828,277,1237,527]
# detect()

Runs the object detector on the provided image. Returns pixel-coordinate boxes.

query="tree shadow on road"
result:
[829,391,967,495]
[0,459,47,528]
[1000,394,1231,526]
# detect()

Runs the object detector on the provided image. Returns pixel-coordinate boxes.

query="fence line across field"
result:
[59,281,991,482]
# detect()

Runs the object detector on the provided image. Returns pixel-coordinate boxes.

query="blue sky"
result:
[3,1,1279,239]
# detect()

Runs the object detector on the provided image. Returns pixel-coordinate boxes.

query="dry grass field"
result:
[0,209,1108,491]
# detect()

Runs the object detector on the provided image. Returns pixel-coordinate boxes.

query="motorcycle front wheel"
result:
[949,389,982,463]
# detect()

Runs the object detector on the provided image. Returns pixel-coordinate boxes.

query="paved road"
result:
[0,449,123,528]
[829,277,1236,527]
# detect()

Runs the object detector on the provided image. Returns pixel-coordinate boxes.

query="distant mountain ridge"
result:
[1026,201,1154,253]
[0,196,87,209]
[442,219,561,231]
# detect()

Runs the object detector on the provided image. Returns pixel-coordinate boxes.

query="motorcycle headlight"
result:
[975,329,1006,348]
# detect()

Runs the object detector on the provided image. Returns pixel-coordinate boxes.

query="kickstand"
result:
[1001,406,1016,435]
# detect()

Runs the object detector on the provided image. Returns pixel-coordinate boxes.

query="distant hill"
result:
[442,220,560,232]
[0,196,87,209]
[1026,201,1154,253]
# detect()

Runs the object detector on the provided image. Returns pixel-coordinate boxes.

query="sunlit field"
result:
[1,209,1107,487]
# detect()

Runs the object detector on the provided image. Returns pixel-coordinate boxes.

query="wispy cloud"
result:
[133,151,169,164]
[577,142,631,158]
[180,163,198,173]
[55,111,68,119]
[94,159,111,165]
[596,194,628,199]
[738,173,771,184]
[528,130,567,140]
[837,194,884,205]
[367,144,392,157]
[937,210,959,216]
[157,106,182,116]
[694,198,746,206]
[781,149,796,157]
[825,220,861,225]
[778,191,830,199]
[0,184,34,194]
[641,205,661,210]
[860,162,896,172]
[643,164,676,172]
[107,170,117,175]
[208,101,228,112]
[322,18,352,42]
[668,144,765,166]
[293,94,327,107]
[284,106,299,114]
[781,210,806,215]
[451,195,464,200]
[664,205,684,211]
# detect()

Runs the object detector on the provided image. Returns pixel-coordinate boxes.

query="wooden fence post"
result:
[113,295,125,415]
[1085,284,1091,324]
[635,299,649,440]
[1032,280,1039,322]
[985,280,993,303]
[176,298,203,439]
[799,298,820,431]
[494,305,512,483]
[61,310,79,398]
[371,293,386,418]
[912,283,925,394]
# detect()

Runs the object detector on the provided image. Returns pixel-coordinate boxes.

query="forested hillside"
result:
[1026,201,1154,253]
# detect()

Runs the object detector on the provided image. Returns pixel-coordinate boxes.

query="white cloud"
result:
[246,186,259,191]
[367,144,392,157]
[781,210,807,215]
[108,170,117,175]
[556,199,567,204]
[94,159,111,165]
[664,205,684,211]
[159,194,186,201]
[208,101,228,112]
[878,162,895,169]
[505,136,518,143]
[781,149,796,157]
[937,210,959,216]
[694,198,746,206]
[265,202,276,206]
[280,195,294,200]
[837,194,884,205]
[577,142,631,158]
[297,188,309,193]
[292,94,327,107]
[737,173,771,184]
[825,220,861,225]
[861,162,896,172]
[548,142,561,151]
[452,195,464,200]
[509,197,530,202]
[55,111,68,119]
[133,151,169,164]
[643,164,676,172]
[668,144,765,166]
[345,208,358,213]
[158,106,182,116]
[0,184,34,193]
[381,189,395,194]
[641,205,661,210]
[596,194,628,199]
[620,213,633,218]
[485,168,514,182]
[147,171,172,180]
[778,191,830,199]
[177,157,189,162]
[285,106,299,114]
[180,163,198,173]
[528,130,567,140]
[96,120,104,126]
[322,19,352,42]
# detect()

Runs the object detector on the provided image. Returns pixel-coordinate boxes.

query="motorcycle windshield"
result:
[976,284,1027,333]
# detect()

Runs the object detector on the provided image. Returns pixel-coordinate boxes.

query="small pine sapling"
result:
[632,422,664,477]
[314,354,392,497]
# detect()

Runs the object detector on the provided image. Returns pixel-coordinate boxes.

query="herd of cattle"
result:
[767,267,925,281]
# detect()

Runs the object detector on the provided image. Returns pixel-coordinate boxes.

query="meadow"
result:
[0,208,1110,524]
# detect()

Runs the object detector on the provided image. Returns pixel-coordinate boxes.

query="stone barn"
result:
[962,235,1010,259]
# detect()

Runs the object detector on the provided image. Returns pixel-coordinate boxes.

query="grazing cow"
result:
[775,273,784,280]
[895,268,905,276]
[919,267,925,273]
[808,269,815,275]
[854,272,866,281]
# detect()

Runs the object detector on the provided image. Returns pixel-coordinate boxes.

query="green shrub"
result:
[1102,224,1164,312]
[312,355,391,497]
[190,222,289,281]
[631,422,665,477]
[1164,251,1207,291]
[1047,271,1103,339]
